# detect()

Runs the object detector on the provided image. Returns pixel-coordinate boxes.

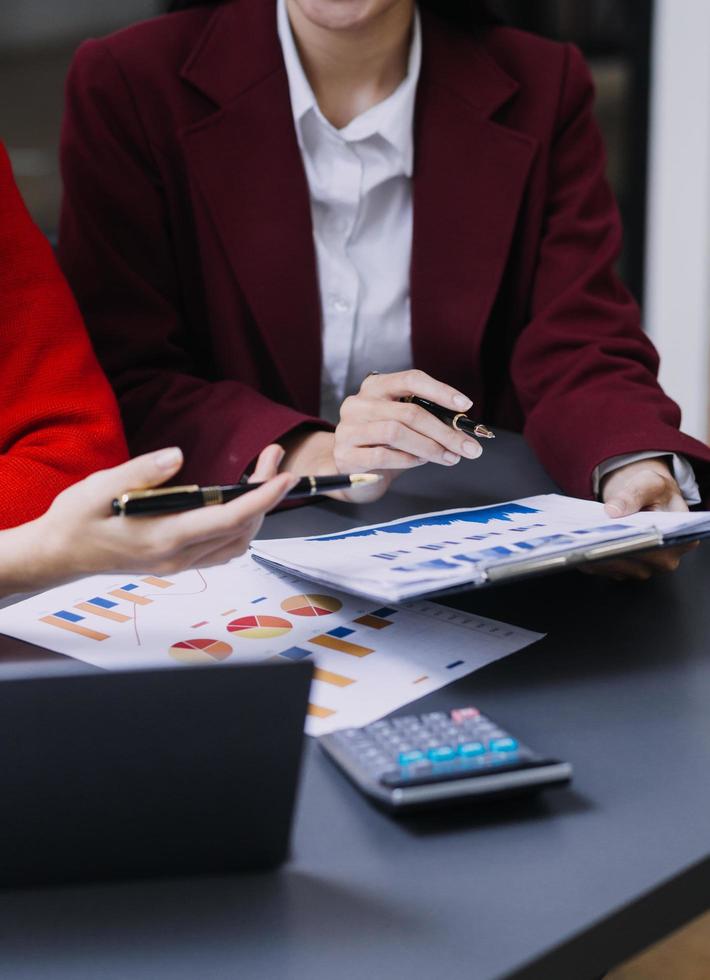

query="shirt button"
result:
[331,296,351,314]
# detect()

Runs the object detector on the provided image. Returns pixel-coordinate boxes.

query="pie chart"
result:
[280,594,343,617]
[227,615,292,639]
[169,638,233,664]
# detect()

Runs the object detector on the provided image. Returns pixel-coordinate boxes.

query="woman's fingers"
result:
[361,368,472,412]
[333,443,426,473]
[133,473,297,565]
[341,398,482,461]
[603,461,687,518]
[173,532,263,572]
[165,472,298,546]
[338,419,460,466]
[151,529,258,575]
[73,447,185,515]
[332,370,482,476]
[151,474,301,569]
[249,444,286,483]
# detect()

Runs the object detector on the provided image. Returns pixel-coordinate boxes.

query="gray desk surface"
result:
[0,432,708,980]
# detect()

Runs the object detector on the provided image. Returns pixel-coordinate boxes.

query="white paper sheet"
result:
[251,493,710,602]
[0,556,543,735]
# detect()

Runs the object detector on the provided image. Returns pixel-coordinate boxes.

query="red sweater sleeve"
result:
[0,143,128,529]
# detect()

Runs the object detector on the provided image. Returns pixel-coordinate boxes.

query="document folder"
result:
[251,494,710,603]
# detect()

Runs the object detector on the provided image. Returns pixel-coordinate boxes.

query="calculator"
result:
[319,706,572,811]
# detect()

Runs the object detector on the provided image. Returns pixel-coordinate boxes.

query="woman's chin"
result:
[287,0,407,34]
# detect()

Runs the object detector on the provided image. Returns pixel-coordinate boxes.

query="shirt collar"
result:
[277,0,420,177]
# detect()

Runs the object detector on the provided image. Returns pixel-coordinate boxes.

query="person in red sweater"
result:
[0,143,296,595]
[0,142,126,529]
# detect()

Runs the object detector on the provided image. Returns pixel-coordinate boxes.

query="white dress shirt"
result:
[277,0,699,503]
[277,0,420,425]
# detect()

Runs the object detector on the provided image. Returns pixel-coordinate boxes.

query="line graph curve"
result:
[307,503,540,543]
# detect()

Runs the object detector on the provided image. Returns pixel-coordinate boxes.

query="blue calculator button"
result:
[427,746,457,762]
[489,737,519,753]
[458,741,485,757]
[398,750,425,766]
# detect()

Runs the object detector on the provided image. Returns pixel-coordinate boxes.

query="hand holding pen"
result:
[331,369,490,476]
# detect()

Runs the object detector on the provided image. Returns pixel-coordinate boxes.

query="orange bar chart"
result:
[109,588,153,606]
[310,632,374,658]
[40,615,109,642]
[75,602,130,624]
[313,667,355,688]
[353,614,392,630]
[308,703,336,719]
[142,576,174,589]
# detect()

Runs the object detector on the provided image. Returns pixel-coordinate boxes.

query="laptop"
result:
[0,661,312,886]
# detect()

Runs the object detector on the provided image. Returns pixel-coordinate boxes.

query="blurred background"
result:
[0,0,708,452]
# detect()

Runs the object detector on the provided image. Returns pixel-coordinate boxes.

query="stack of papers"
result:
[251,494,710,602]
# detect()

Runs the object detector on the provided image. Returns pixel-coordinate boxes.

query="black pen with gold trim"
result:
[112,473,382,516]
[402,396,495,440]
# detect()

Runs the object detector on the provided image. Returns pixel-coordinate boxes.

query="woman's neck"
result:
[286,0,415,129]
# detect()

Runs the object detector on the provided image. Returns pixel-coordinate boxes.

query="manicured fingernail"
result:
[155,447,183,470]
[453,394,473,410]
[606,502,624,518]
[462,440,482,459]
[443,452,460,465]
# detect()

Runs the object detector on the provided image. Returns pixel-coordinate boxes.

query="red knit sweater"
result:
[0,144,127,529]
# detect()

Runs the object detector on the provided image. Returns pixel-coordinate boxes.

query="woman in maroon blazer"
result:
[59,0,710,578]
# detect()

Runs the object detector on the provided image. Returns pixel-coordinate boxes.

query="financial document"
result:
[0,556,542,735]
[251,493,710,602]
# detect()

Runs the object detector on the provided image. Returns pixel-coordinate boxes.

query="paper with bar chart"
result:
[0,557,542,735]
[250,493,710,602]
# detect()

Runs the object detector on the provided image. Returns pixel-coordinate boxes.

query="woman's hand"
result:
[281,370,484,503]
[334,370,483,472]
[0,445,296,596]
[585,457,698,580]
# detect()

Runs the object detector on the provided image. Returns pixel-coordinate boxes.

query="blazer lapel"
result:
[179,0,322,414]
[411,15,538,399]
[178,3,538,413]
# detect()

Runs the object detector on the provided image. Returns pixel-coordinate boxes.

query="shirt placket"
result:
[317,132,362,418]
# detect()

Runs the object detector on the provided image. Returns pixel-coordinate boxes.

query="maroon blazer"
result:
[58,0,710,499]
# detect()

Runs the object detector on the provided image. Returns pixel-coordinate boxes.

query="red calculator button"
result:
[452,707,480,723]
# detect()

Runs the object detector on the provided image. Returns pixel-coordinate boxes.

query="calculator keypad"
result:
[329,707,535,789]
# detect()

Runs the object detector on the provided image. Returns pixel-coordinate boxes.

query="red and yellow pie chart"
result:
[227,615,292,639]
[280,594,343,617]
[169,638,233,664]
